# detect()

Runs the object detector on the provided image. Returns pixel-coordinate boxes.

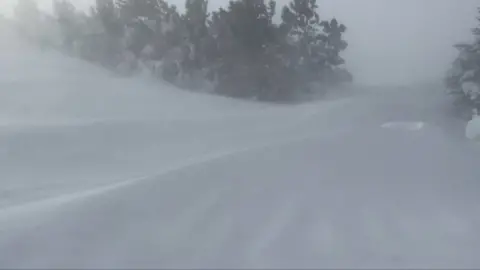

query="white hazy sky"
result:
[1,0,479,85]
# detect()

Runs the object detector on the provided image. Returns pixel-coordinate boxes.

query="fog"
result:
[1,0,478,85]
[2,19,480,267]
[3,0,480,267]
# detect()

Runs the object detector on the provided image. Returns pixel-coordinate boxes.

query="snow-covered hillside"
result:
[1,34,480,268]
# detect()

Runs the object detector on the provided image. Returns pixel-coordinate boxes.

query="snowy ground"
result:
[1,32,480,268]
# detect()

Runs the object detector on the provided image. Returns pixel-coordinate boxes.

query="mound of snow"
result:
[466,115,480,141]
[381,121,425,131]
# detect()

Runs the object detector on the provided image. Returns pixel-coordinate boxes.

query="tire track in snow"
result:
[184,214,235,268]
[157,187,230,255]
[245,196,299,267]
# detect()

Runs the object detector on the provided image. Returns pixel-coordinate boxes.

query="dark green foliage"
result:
[183,0,209,69]
[94,0,123,38]
[26,0,350,102]
[52,0,79,51]
[445,6,480,117]
[209,0,281,100]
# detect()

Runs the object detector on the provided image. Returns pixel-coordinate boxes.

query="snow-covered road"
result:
[1,34,480,268]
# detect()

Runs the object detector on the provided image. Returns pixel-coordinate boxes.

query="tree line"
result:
[13,0,352,102]
[446,7,480,118]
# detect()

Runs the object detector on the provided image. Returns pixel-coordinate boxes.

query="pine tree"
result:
[321,18,347,64]
[281,0,325,87]
[227,0,276,58]
[87,0,126,67]
[204,8,230,82]
[52,0,79,52]
[94,0,123,38]
[183,0,209,69]
[281,0,350,89]
[281,0,323,50]
[38,0,351,102]
[445,6,480,118]
[213,0,280,99]
[115,0,186,82]
[319,18,350,84]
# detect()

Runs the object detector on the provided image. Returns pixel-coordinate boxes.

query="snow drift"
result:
[466,113,480,141]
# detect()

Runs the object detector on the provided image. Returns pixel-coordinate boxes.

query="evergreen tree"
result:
[182,0,209,71]
[52,0,79,52]
[31,0,351,102]
[87,0,126,67]
[94,0,123,38]
[445,7,480,118]
[214,0,280,100]
[321,18,347,65]
[280,0,349,90]
[281,0,326,90]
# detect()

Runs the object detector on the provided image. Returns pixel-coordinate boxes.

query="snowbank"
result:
[381,121,425,131]
[466,114,480,141]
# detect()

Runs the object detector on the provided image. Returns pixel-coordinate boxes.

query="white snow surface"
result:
[466,114,480,141]
[1,34,480,268]
[381,121,425,131]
